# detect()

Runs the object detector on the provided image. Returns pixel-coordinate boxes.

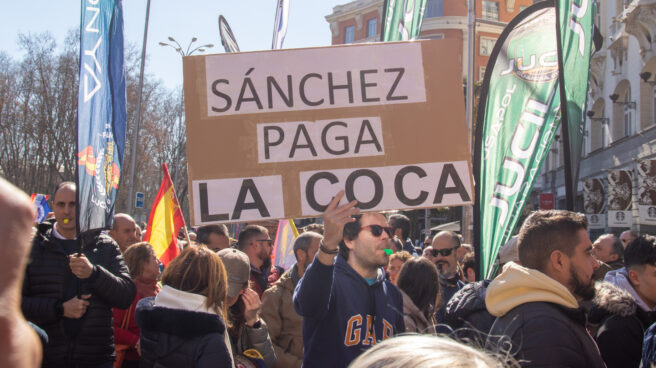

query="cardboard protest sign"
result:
[183,39,472,225]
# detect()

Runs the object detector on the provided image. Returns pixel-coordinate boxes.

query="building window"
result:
[425,0,444,18]
[482,1,500,21]
[480,37,496,56]
[624,89,633,137]
[602,119,608,148]
[367,18,377,38]
[344,26,354,44]
[479,66,487,82]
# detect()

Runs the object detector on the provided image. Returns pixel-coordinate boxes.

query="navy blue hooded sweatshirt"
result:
[293,254,404,368]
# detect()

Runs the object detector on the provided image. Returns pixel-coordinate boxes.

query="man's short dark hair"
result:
[461,252,476,274]
[293,232,322,260]
[518,210,588,272]
[237,225,268,251]
[624,235,656,270]
[196,224,229,245]
[389,214,411,240]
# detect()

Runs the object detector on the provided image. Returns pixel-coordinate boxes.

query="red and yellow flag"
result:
[144,163,185,266]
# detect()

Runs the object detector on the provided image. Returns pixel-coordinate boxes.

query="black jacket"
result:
[589,282,656,368]
[21,221,136,367]
[445,279,495,344]
[488,302,605,368]
[485,263,605,368]
[136,297,233,368]
[435,275,464,323]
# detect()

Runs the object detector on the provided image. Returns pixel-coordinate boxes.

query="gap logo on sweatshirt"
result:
[344,314,394,346]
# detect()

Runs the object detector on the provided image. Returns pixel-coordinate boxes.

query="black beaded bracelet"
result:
[319,240,339,254]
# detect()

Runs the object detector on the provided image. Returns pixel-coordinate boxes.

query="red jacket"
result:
[112,293,144,362]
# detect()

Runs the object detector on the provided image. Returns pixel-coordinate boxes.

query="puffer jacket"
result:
[485,262,605,368]
[445,279,495,343]
[589,282,656,368]
[136,297,232,368]
[21,221,136,367]
[261,264,303,368]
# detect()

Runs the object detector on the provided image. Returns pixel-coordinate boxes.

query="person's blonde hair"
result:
[123,242,156,278]
[161,245,228,319]
[349,334,512,368]
[389,250,412,265]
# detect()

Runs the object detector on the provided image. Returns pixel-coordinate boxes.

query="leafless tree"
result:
[0,30,191,224]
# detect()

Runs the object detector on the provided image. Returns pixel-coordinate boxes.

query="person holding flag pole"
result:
[21,1,137,366]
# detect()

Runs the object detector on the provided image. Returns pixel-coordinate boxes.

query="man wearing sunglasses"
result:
[430,231,465,324]
[293,191,405,368]
[237,225,274,298]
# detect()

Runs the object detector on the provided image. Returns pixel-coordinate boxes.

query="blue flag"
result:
[31,194,51,223]
[76,0,127,232]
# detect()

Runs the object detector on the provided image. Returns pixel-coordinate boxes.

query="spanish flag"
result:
[144,163,185,266]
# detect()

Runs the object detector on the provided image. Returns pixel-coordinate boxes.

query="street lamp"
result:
[159,36,214,57]
[158,37,213,188]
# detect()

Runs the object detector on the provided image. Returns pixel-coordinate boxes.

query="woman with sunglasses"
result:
[396,257,440,334]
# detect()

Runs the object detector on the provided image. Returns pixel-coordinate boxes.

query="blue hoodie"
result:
[293,254,404,368]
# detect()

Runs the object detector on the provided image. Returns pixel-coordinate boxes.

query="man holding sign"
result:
[293,191,404,368]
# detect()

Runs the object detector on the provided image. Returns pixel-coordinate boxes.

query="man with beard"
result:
[485,210,604,368]
[590,235,656,368]
[431,231,465,324]
[293,191,405,368]
[238,225,273,298]
[261,231,322,368]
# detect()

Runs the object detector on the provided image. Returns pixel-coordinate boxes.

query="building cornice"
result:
[325,0,383,23]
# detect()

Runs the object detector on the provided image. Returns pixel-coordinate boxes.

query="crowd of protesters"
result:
[6,177,656,367]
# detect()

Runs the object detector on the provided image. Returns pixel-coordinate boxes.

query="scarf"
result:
[134,276,160,298]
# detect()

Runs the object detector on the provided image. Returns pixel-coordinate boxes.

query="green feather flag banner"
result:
[474,2,561,278]
[381,0,428,41]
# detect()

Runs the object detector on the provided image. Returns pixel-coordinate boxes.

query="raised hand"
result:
[318,190,360,265]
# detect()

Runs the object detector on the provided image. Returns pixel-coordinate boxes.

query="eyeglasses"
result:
[361,225,394,238]
[429,247,458,257]
[256,239,273,246]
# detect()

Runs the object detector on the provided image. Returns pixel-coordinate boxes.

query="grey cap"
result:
[217,248,250,299]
